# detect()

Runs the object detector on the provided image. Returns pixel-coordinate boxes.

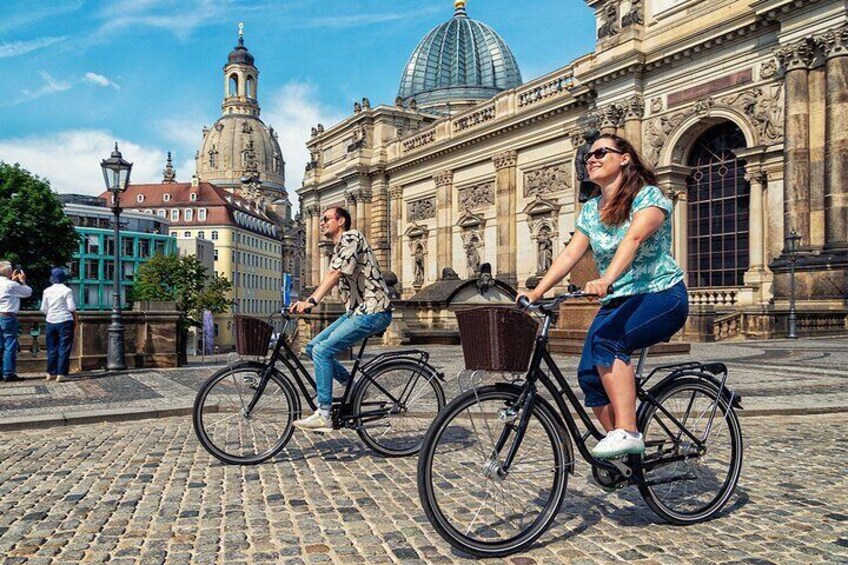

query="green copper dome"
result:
[398,1,522,113]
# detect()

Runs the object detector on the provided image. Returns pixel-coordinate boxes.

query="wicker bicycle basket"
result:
[456,307,539,373]
[234,315,274,357]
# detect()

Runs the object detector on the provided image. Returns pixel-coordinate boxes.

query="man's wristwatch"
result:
[306,297,318,307]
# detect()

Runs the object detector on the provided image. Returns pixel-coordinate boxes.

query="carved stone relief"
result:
[621,0,643,27]
[650,97,664,114]
[774,39,815,72]
[405,223,429,287]
[492,150,518,170]
[458,181,495,209]
[643,85,784,164]
[462,231,483,278]
[407,196,436,222]
[759,59,778,80]
[523,164,571,198]
[598,1,619,39]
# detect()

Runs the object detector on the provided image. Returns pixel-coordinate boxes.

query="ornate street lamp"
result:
[785,229,801,339]
[100,143,133,370]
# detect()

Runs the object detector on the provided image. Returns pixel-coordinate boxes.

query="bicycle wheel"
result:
[353,360,446,457]
[193,361,300,465]
[637,377,743,524]
[418,384,570,558]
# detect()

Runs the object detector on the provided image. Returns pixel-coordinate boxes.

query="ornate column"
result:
[344,191,358,232]
[818,26,848,249]
[493,150,518,286]
[357,190,372,241]
[389,186,404,285]
[370,173,389,268]
[622,96,644,152]
[434,170,454,274]
[598,104,623,136]
[743,168,768,285]
[656,165,690,276]
[776,39,815,249]
[808,61,826,249]
[306,203,322,287]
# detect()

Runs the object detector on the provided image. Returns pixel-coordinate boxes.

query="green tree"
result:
[131,253,234,362]
[0,162,79,304]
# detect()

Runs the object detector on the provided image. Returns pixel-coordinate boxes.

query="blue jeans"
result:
[46,320,75,377]
[577,281,689,407]
[0,317,20,378]
[306,311,393,409]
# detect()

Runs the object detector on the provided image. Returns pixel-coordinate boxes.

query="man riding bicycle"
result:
[290,206,393,433]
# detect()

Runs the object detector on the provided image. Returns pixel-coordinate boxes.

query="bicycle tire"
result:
[193,361,301,465]
[637,377,743,524]
[353,360,446,457]
[417,384,570,558]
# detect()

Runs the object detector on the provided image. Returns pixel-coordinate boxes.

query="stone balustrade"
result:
[688,287,741,306]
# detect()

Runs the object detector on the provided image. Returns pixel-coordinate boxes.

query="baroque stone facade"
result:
[299,1,848,339]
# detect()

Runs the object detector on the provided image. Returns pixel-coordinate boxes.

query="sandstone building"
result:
[298,0,848,339]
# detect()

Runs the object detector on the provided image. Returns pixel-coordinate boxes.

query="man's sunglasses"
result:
[319,215,336,224]
[582,147,625,163]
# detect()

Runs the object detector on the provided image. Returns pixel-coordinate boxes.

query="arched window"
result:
[686,122,749,288]
[228,74,239,97]
[246,75,255,98]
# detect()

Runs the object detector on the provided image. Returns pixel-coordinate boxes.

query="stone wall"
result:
[14,306,180,374]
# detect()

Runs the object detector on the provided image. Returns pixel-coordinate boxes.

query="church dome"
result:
[196,114,285,193]
[398,1,522,113]
[228,37,255,66]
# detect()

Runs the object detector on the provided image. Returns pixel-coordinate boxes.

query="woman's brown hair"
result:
[594,133,658,226]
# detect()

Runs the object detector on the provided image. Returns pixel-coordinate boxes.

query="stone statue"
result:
[413,246,425,286]
[574,128,600,202]
[537,232,553,274]
[465,242,480,277]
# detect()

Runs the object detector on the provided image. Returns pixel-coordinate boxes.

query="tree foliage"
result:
[131,253,234,331]
[0,162,80,304]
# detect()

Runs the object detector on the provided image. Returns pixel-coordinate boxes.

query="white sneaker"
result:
[293,411,333,433]
[592,429,645,459]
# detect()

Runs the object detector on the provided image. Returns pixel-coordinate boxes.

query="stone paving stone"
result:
[0,412,846,563]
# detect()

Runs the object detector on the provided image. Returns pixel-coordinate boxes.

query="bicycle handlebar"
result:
[517,284,614,314]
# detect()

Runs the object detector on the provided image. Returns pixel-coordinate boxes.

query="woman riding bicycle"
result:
[518,133,688,460]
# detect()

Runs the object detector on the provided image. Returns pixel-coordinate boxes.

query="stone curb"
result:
[0,403,197,432]
[0,402,846,432]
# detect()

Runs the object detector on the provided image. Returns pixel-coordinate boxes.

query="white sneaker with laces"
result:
[592,429,645,459]
[293,411,333,433]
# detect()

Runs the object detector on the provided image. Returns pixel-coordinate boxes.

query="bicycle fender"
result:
[490,382,576,475]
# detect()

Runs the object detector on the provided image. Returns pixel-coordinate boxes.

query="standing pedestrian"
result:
[0,260,33,382]
[41,267,77,382]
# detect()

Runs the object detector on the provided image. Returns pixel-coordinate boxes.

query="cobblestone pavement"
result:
[1,337,846,425]
[0,412,846,564]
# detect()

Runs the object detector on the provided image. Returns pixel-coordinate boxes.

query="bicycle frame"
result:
[497,295,737,482]
[245,313,438,428]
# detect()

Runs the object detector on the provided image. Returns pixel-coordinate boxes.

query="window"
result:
[139,239,151,257]
[123,262,134,280]
[190,193,198,202]
[198,209,207,221]
[158,209,166,218]
[185,209,193,221]
[171,209,179,221]
[211,231,218,241]
[184,232,191,238]
[228,74,239,96]
[122,238,134,256]
[213,249,219,261]
[198,231,205,239]
[164,194,172,202]
[137,194,145,203]
[85,234,100,254]
[85,260,99,280]
[686,122,750,288]
[170,231,177,238]
[104,260,115,281]
[246,75,255,98]
[86,286,100,306]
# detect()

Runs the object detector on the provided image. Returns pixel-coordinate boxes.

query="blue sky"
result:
[0,0,595,199]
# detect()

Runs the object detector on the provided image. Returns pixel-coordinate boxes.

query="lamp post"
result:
[100,143,133,370]
[785,229,801,339]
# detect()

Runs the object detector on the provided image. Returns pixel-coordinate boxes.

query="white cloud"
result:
[0,130,167,196]
[0,36,66,58]
[21,71,72,100]
[262,82,346,206]
[84,72,120,89]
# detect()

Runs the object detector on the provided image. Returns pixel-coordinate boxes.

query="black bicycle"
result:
[417,290,743,557]
[193,312,446,464]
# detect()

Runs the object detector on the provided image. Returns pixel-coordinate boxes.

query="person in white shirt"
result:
[41,267,77,382]
[0,260,33,382]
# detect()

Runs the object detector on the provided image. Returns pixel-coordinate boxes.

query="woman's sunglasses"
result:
[583,147,625,163]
